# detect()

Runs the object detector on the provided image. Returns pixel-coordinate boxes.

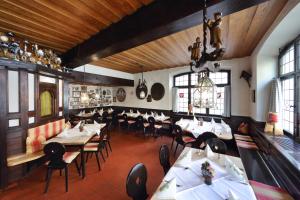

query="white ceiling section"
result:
[74,64,134,80]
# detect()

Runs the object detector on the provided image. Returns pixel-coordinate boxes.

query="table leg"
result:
[80,146,85,178]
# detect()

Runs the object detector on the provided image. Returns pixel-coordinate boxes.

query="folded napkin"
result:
[82,110,85,114]
[74,121,82,129]
[179,118,183,123]
[228,189,240,200]
[161,112,165,117]
[94,120,99,125]
[157,178,176,200]
[204,144,215,158]
[221,119,226,125]
[110,108,114,112]
[137,110,140,115]
[211,118,215,124]
[78,111,83,116]
[130,109,133,113]
[144,113,148,120]
[225,156,244,181]
[193,116,198,123]
[99,110,103,116]
[151,111,154,116]
[121,110,125,115]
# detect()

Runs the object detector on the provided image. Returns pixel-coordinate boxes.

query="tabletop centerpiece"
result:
[79,121,85,132]
[201,161,215,185]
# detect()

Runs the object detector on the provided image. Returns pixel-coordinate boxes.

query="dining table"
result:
[44,123,106,178]
[118,111,170,123]
[151,147,257,200]
[176,119,233,140]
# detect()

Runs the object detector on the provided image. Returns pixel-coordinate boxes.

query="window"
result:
[279,38,300,138]
[174,70,230,116]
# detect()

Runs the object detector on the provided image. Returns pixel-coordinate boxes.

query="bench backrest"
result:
[26,119,65,154]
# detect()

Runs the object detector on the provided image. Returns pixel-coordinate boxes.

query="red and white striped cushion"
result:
[63,151,80,164]
[144,123,149,127]
[118,119,125,122]
[128,120,135,124]
[84,143,98,151]
[249,180,294,200]
[236,140,259,150]
[154,124,162,129]
[182,136,195,143]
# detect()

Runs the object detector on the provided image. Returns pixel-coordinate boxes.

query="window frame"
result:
[278,35,300,140]
[173,70,231,117]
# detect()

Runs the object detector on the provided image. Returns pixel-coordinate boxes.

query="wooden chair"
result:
[43,142,80,193]
[192,132,218,149]
[123,114,136,131]
[136,115,146,134]
[173,125,196,156]
[207,138,227,154]
[101,111,109,124]
[146,116,162,137]
[103,121,113,157]
[92,112,101,124]
[126,163,148,200]
[83,126,107,170]
[159,145,171,175]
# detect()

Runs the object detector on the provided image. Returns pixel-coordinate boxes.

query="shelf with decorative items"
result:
[0,32,72,77]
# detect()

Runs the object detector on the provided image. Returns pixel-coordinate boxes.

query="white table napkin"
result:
[204,144,215,158]
[94,120,99,125]
[121,110,125,115]
[99,110,103,116]
[74,121,81,129]
[156,178,176,199]
[224,156,244,181]
[137,110,140,115]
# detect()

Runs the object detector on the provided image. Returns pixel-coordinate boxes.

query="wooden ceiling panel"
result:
[0,0,153,53]
[92,0,287,73]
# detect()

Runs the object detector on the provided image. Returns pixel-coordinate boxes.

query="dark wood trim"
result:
[0,69,8,189]
[71,71,134,86]
[62,0,268,68]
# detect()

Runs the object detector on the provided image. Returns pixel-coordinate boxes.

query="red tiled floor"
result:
[0,130,177,200]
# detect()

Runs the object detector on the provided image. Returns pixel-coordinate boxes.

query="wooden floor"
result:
[0,129,177,200]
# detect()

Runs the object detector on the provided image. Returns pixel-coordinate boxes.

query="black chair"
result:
[92,112,101,124]
[136,115,146,134]
[159,145,171,175]
[192,131,218,149]
[126,163,148,200]
[101,111,109,123]
[111,111,118,127]
[173,125,196,156]
[44,142,80,193]
[147,116,163,137]
[207,138,227,154]
[84,126,107,169]
[103,121,113,157]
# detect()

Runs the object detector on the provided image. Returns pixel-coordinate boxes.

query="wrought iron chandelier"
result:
[188,0,225,108]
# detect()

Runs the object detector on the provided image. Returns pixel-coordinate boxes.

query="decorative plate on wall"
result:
[116,88,126,102]
[151,83,165,101]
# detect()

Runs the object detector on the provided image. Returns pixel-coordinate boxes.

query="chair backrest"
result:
[123,114,128,122]
[44,142,66,168]
[148,116,155,129]
[206,138,227,154]
[92,112,101,123]
[136,115,144,129]
[159,145,171,175]
[126,163,148,200]
[193,132,218,149]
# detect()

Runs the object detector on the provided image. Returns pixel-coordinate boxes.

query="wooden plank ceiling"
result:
[91,0,287,73]
[0,0,153,52]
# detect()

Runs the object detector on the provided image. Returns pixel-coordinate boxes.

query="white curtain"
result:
[269,78,283,120]
[222,86,231,117]
[172,87,179,112]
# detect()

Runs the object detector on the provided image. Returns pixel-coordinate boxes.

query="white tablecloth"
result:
[119,112,170,122]
[176,119,232,140]
[151,147,256,200]
[57,123,106,138]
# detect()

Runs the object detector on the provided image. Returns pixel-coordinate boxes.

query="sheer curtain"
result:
[269,78,283,121]
[222,86,231,117]
[172,87,179,112]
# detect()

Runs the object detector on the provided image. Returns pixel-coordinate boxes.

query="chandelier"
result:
[136,66,148,99]
[193,71,216,108]
[188,0,225,108]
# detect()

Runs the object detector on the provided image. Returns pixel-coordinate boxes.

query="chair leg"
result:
[74,159,81,176]
[100,150,105,162]
[44,168,53,193]
[65,167,68,192]
[171,138,174,150]
[174,143,179,156]
[95,152,101,171]
[104,143,109,157]
[85,152,89,163]
[107,141,112,152]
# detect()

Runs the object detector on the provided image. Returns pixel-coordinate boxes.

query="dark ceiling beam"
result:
[62,0,268,68]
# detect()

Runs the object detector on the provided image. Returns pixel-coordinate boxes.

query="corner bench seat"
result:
[7,151,45,167]
[7,119,65,167]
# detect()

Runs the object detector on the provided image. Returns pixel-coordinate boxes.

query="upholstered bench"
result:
[7,119,65,167]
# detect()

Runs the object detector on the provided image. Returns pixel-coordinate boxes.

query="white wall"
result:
[114,57,251,116]
[250,0,300,122]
